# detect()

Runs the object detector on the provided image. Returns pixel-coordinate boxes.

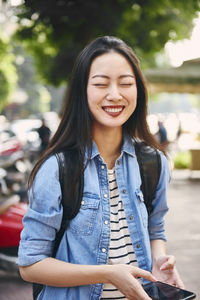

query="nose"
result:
[106,84,122,101]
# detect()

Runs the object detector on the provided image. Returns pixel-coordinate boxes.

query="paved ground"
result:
[0,169,199,299]
[165,169,200,299]
[0,271,32,300]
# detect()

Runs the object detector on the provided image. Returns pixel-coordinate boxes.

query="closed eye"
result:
[93,83,108,87]
[120,83,134,86]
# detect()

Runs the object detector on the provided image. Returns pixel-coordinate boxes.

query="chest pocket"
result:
[135,189,148,228]
[69,194,100,236]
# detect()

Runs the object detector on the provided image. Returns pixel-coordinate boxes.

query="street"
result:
[0,169,199,299]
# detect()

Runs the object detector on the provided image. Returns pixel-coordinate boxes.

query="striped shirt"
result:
[101,168,138,300]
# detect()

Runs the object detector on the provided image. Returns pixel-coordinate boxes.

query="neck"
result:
[93,126,123,169]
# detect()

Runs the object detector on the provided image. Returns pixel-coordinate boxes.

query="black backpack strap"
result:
[53,152,69,257]
[53,150,84,255]
[134,141,161,215]
[33,151,84,299]
[33,283,43,300]
[33,153,68,299]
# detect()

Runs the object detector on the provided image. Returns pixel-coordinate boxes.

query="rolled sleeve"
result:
[148,153,170,241]
[17,155,63,266]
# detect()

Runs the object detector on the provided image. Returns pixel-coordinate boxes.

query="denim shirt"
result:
[17,135,170,300]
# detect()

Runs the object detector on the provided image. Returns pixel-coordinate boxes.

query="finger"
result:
[127,279,152,300]
[133,268,157,282]
[160,255,176,270]
[138,284,152,300]
[167,255,176,265]
[177,281,185,289]
[175,270,185,289]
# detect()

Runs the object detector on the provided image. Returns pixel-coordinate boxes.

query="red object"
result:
[0,203,27,248]
[0,140,22,156]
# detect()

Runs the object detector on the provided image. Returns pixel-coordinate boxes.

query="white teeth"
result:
[104,107,123,113]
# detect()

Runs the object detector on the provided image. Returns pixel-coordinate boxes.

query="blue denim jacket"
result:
[17,135,170,300]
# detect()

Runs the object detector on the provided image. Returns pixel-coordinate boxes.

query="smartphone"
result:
[142,281,196,300]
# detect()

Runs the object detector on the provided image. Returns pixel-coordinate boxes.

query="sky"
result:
[165,12,200,67]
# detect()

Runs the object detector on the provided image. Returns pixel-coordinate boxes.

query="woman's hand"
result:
[107,264,156,300]
[152,255,184,288]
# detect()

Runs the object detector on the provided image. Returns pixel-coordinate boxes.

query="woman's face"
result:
[87,51,137,132]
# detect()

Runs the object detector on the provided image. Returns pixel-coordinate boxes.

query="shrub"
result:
[173,151,191,169]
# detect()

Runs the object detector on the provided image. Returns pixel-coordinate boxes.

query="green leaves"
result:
[14,0,200,85]
[0,33,17,112]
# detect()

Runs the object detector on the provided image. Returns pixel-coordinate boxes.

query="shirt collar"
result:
[84,140,100,162]
[85,134,135,162]
[121,134,136,157]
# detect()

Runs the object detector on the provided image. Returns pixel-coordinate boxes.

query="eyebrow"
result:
[91,74,109,79]
[91,74,135,79]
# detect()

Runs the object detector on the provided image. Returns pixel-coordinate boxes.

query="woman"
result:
[17,36,183,300]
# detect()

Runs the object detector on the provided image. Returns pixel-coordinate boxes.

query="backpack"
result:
[33,141,161,299]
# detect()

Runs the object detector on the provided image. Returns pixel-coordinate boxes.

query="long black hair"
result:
[29,36,163,188]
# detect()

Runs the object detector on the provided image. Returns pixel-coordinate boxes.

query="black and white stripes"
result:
[101,169,138,300]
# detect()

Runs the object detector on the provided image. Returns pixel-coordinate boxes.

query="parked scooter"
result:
[0,168,27,274]
[0,125,34,274]
[0,196,27,273]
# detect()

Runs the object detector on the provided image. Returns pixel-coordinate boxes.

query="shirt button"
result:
[102,248,106,253]
[101,165,105,169]
[104,194,108,198]
[122,189,126,194]
[81,200,85,205]
[136,244,141,249]
[129,215,133,220]
[117,160,120,165]
[104,220,108,225]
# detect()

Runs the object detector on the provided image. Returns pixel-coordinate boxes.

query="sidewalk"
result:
[0,169,199,299]
[166,169,200,298]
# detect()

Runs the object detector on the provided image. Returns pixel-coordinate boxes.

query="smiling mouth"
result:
[102,106,124,116]
[103,106,124,112]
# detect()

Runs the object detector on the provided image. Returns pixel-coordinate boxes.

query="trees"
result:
[12,0,200,86]
[0,32,17,112]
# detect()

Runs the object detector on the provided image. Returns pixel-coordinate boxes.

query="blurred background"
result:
[0,0,200,299]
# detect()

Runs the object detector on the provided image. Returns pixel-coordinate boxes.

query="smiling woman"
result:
[17,36,184,300]
[87,52,137,144]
